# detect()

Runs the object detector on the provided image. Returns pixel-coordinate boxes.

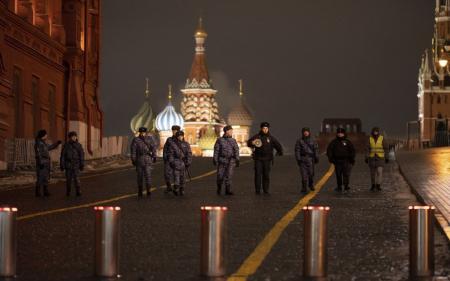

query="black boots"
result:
[179,186,184,196]
[225,185,233,196]
[35,184,41,197]
[173,185,179,196]
[164,182,172,193]
[301,181,307,193]
[217,183,222,195]
[138,186,143,198]
[371,184,382,191]
[146,186,151,197]
[344,185,350,191]
[43,185,51,197]
[335,186,343,192]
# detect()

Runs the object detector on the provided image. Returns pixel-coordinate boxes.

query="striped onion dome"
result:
[155,85,184,131]
[130,78,155,133]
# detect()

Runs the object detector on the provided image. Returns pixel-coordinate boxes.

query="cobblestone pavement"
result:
[397,148,450,240]
[249,157,450,281]
[0,156,447,281]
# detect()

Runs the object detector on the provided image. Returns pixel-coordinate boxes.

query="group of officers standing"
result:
[33,121,389,198]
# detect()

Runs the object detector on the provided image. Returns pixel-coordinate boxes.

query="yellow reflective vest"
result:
[369,136,385,158]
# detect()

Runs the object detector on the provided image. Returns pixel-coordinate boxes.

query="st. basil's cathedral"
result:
[130,18,253,157]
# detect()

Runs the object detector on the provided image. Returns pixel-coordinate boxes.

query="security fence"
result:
[4,136,130,171]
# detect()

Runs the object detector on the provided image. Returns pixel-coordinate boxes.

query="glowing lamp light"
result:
[303,206,330,211]
[201,206,228,211]
[0,207,18,212]
[439,58,448,68]
[408,206,435,210]
[94,206,121,211]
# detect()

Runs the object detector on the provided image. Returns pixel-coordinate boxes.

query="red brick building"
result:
[0,0,102,168]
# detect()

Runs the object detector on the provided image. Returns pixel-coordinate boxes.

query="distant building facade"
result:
[417,0,450,145]
[0,0,103,168]
[317,118,367,152]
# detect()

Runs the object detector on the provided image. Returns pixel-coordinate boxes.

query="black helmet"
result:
[138,127,147,133]
[336,127,346,134]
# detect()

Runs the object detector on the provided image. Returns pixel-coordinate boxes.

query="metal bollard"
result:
[200,206,227,277]
[94,206,121,278]
[409,206,435,279]
[303,206,329,279]
[0,207,17,277]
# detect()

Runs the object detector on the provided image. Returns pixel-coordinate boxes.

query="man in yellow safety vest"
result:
[365,127,389,191]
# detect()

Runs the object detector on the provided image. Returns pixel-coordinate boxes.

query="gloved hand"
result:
[235,160,240,167]
[79,165,84,171]
[314,158,319,164]
[365,158,369,164]
[385,158,389,164]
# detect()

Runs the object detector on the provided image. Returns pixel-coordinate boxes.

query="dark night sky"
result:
[100,0,434,148]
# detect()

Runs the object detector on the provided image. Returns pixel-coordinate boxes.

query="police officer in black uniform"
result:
[60,131,85,196]
[327,127,356,191]
[34,129,61,197]
[247,122,283,194]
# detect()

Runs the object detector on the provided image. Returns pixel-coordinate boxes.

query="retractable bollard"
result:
[0,207,17,278]
[94,206,121,278]
[303,206,329,280]
[200,206,227,277]
[409,206,435,280]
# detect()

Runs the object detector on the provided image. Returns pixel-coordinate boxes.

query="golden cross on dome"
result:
[239,79,244,97]
[145,77,150,98]
[168,84,172,100]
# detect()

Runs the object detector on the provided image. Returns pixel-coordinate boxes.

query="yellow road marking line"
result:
[17,160,252,221]
[227,165,335,281]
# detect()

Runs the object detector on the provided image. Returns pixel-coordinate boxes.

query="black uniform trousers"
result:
[65,168,81,194]
[254,159,271,193]
[334,160,352,187]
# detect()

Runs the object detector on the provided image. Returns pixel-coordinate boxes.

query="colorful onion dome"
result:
[155,85,184,131]
[130,78,155,133]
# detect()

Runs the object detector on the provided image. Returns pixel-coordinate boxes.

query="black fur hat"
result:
[138,127,147,133]
[223,125,233,132]
[68,131,77,138]
[36,129,47,139]
[260,122,270,128]
[171,125,181,131]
